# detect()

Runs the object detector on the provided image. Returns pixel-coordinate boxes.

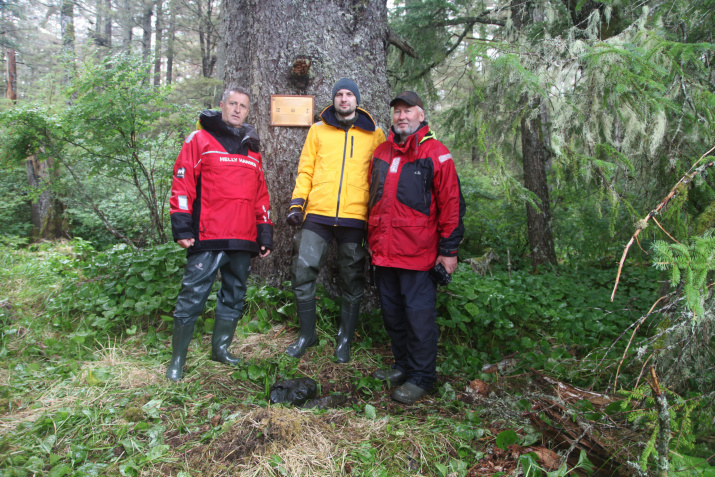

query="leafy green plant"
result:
[436,265,661,378]
[46,242,185,337]
[0,53,196,248]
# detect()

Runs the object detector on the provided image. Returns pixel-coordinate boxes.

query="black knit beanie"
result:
[331,78,360,105]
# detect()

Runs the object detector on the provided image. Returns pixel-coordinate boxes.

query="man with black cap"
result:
[285,78,385,363]
[166,87,273,381]
[367,91,465,404]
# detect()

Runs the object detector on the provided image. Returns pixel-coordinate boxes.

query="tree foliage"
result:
[0,54,194,247]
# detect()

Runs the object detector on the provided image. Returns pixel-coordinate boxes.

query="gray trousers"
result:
[174,251,251,326]
[291,229,366,303]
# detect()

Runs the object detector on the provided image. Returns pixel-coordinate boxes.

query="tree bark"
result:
[25,155,65,240]
[104,0,113,48]
[223,0,392,292]
[521,95,557,269]
[5,49,17,102]
[141,0,153,62]
[121,0,133,51]
[213,6,225,106]
[154,0,163,85]
[198,0,217,78]
[510,0,557,269]
[60,0,75,83]
[165,0,175,84]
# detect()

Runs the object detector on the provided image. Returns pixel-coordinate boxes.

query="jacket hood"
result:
[198,109,261,153]
[320,105,378,132]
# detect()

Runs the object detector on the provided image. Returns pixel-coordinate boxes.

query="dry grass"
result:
[166,405,395,476]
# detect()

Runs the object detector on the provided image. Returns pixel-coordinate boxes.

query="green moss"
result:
[695,200,715,235]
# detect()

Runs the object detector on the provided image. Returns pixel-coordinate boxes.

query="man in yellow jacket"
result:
[286,78,385,362]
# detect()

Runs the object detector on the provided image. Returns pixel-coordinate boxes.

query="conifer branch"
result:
[387,29,418,59]
[405,5,509,82]
[611,145,715,301]
[430,11,506,28]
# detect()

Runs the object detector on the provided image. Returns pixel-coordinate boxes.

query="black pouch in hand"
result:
[429,263,452,286]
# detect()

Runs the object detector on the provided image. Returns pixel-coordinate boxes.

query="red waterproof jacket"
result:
[367,123,464,271]
[170,110,273,255]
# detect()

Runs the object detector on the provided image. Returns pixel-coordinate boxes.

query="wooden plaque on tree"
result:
[270,95,314,127]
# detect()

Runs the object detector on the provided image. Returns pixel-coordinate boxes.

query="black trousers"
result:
[374,266,438,390]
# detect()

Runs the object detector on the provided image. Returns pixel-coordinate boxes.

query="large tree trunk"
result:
[511,0,557,269]
[26,155,65,240]
[5,49,17,102]
[521,95,557,269]
[223,0,392,293]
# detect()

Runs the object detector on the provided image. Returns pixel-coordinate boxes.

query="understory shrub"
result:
[46,241,186,336]
[436,265,662,378]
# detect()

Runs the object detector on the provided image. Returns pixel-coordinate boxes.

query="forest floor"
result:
[1,317,651,476]
[1,243,712,476]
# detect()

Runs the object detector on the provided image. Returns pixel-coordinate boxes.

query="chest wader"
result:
[286,230,328,358]
[286,229,366,362]
[333,242,366,363]
[166,251,251,381]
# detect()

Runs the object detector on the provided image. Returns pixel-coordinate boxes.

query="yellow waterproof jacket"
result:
[289,106,385,227]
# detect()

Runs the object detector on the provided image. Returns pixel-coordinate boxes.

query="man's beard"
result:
[335,105,357,119]
[394,123,420,142]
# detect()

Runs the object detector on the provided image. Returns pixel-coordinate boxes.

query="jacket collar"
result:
[319,105,378,132]
[387,122,432,151]
[198,109,260,152]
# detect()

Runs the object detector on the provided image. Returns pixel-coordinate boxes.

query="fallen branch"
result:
[647,367,671,477]
[613,296,668,390]
[611,145,715,301]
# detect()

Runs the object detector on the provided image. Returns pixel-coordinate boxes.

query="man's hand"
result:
[435,255,458,274]
[177,238,195,249]
[286,207,303,226]
[259,246,271,258]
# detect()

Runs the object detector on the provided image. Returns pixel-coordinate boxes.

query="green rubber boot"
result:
[334,299,360,363]
[285,299,318,358]
[166,322,195,382]
[211,318,241,365]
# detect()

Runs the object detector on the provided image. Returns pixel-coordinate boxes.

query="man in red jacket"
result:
[368,91,465,404]
[166,87,273,381]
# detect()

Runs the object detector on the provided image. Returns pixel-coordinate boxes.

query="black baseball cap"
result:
[390,91,423,108]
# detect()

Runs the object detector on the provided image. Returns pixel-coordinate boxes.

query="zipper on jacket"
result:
[335,129,349,225]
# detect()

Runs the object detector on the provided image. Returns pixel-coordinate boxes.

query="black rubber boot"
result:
[372,368,407,386]
[166,322,195,382]
[392,381,428,405]
[285,299,318,358]
[334,299,360,363]
[210,318,240,365]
